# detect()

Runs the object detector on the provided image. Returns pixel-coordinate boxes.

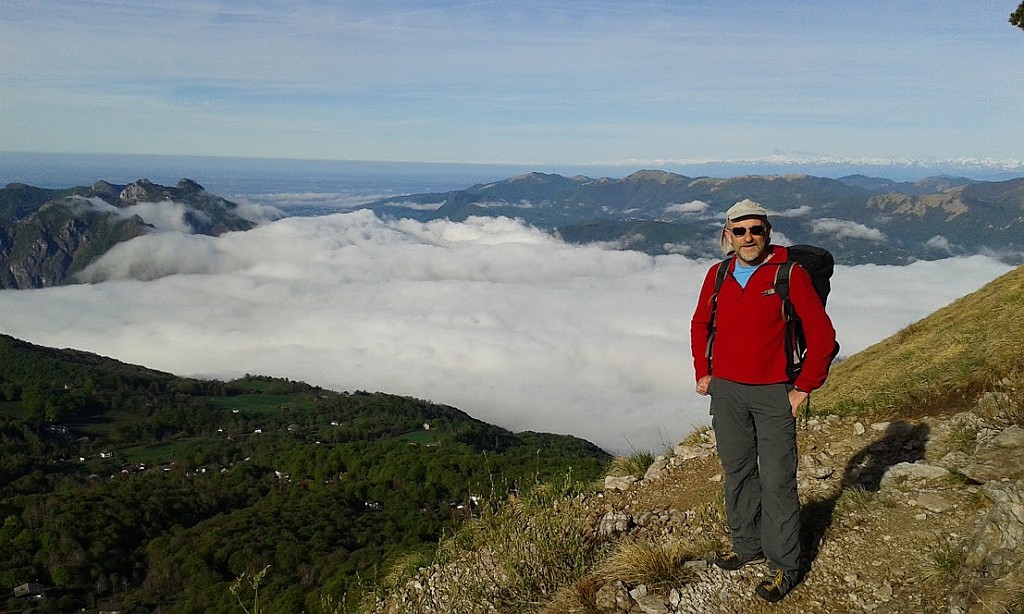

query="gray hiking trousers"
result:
[709,377,800,573]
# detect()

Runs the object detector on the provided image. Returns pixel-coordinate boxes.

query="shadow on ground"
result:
[800,421,931,573]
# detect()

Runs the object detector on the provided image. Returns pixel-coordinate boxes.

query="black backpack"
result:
[708,244,839,382]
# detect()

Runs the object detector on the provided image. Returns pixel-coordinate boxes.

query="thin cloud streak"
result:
[2,1,1022,163]
[0,213,1012,454]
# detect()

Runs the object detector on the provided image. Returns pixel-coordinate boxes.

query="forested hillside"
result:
[0,334,610,612]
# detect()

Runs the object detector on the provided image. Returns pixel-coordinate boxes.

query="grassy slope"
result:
[813,264,1024,418]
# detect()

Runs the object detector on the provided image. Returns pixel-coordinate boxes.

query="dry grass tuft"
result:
[539,576,603,614]
[597,538,699,589]
[921,543,967,586]
[947,422,980,454]
[608,449,656,477]
[538,539,700,614]
[681,423,713,446]
[832,487,880,517]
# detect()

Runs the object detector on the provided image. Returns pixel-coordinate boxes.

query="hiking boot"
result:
[755,568,800,603]
[712,550,765,571]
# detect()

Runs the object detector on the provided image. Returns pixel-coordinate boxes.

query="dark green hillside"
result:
[557,219,707,255]
[469,172,587,202]
[0,183,76,222]
[569,171,696,216]
[0,335,610,613]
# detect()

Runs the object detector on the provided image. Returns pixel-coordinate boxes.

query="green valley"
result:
[0,335,610,613]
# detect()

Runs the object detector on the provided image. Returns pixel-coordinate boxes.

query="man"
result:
[689,199,837,603]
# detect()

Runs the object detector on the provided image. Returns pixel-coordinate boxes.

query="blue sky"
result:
[2,1,1023,169]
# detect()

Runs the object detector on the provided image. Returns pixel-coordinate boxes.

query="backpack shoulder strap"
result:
[706,257,733,368]
[774,259,812,424]
[713,256,731,294]
[774,260,795,304]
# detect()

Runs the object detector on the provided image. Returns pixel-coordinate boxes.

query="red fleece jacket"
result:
[690,245,837,392]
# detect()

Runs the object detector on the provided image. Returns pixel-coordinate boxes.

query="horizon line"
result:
[4,149,1024,172]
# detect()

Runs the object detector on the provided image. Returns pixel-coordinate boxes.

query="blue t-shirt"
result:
[732,261,760,288]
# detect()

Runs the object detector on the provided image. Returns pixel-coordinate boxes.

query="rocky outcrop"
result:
[945,420,1024,612]
[961,425,1024,483]
[0,178,255,288]
[951,481,1024,612]
[0,206,150,289]
[118,178,164,203]
[116,178,211,204]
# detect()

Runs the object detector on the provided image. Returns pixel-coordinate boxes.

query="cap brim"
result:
[728,213,767,223]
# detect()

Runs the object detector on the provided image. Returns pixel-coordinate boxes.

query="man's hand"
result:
[696,375,712,396]
[788,388,809,417]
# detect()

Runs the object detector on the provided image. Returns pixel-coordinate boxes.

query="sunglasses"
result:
[729,225,767,237]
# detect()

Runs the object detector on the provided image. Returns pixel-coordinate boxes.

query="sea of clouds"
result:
[0,210,1014,454]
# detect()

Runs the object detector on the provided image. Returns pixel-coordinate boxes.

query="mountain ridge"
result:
[0,178,256,289]
[358,171,1024,265]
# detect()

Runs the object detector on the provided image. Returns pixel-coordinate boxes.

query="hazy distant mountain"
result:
[835,174,976,195]
[359,171,1024,265]
[0,178,255,288]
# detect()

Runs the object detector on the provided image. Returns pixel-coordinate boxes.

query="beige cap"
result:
[721,199,770,255]
[725,199,768,222]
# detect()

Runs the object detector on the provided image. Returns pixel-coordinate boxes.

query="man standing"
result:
[689,199,837,603]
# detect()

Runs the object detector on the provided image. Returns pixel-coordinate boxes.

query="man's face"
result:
[725,218,770,265]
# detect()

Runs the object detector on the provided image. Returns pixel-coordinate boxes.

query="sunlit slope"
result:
[814,264,1024,417]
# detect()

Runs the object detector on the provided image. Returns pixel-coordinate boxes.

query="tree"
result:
[21,385,46,421]
[1012,2,1024,31]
